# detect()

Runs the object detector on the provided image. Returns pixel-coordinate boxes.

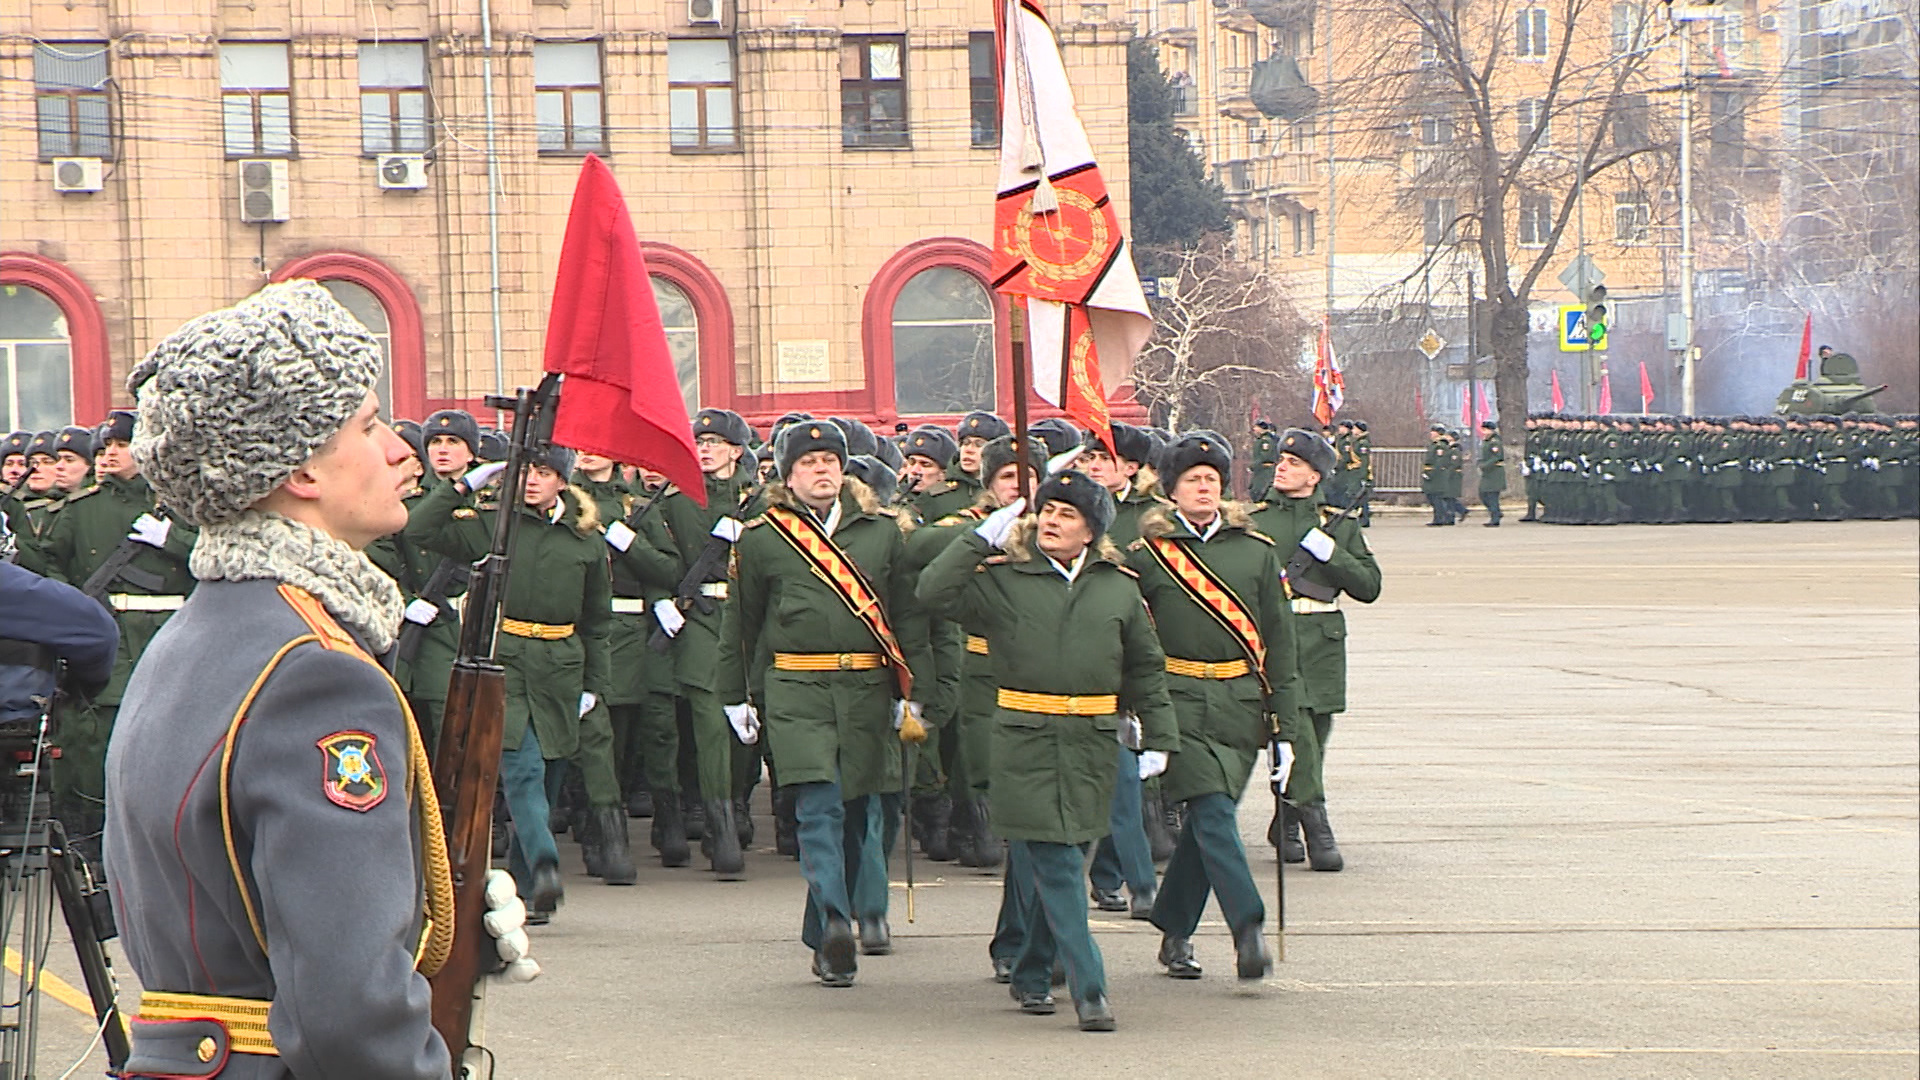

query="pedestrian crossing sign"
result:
[1558,304,1608,352]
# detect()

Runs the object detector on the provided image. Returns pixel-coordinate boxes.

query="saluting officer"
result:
[38,409,197,860]
[1251,430,1382,871]
[409,441,615,917]
[1130,433,1296,982]
[920,469,1179,1032]
[106,282,534,1077]
[718,421,931,986]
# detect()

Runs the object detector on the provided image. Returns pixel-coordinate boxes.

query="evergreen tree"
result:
[1127,40,1228,269]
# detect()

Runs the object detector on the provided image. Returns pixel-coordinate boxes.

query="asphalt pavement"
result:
[24,514,1919,1078]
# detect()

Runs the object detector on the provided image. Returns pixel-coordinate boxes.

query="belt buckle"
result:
[1065,695,1080,713]
[837,654,854,671]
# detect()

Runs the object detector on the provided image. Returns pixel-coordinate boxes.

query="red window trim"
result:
[0,253,111,423]
[640,242,735,413]
[861,236,1011,430]
[272,251,426,419]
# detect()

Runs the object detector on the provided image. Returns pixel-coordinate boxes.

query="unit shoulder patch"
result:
[317,730,388,812]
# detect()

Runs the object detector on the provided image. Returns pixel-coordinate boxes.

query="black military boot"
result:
[774,787,799,858]
[577,806,607,878]
[734,795,756,849]
[595,806,637,885]
[1233,921,1273,981]
[527,859,564,924]
[1298,801,1344,872]
[949,796,979,867]
[1267,803,1305,863]
[1158,934,1203,979]
[925,793,954,862]
[705,798,745,880]
[969,794,1003,868]
[626,786,653,819]
[649,787,690,867]
[683,793,706,841]
[1075,992,1116,1032]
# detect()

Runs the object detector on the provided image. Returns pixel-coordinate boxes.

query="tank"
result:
[1774,351,1889,415]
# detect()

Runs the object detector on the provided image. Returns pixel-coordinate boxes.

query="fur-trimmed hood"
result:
[1137,500,1255,541]
[526,484,600,536]
[999,516,1125,567]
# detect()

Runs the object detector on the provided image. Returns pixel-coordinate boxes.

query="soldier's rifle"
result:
[393,557,467,665]
[78,509,172,608]
[1281,484,1369,605]
[645,485,753,654]
[429,373,560,1077]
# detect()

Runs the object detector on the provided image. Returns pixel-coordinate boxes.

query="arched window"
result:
[318,279,393,414]
[272,252,425,418]
[0,284,71,430]
[891,267,996,415]
[651,275,699,414]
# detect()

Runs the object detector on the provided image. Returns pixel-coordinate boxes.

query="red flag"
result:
[1550,369,1565,412]
[1794,313,1812,380]
[1639,361,1655,412]
[542,156,704,504]
[1598,370,1613,414]
[1311,318,1345,426]
[1461,385,1472,426]
[1476,383,1492,425]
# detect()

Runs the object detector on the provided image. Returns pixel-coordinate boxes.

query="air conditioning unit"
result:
[1757,13,1779,31]
[377,153,428,190]
[687,0,721,25]
[52,157,104,193]
[237,159,290,223]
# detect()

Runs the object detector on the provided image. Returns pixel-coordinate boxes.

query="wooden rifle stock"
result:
[428,658,507,1067]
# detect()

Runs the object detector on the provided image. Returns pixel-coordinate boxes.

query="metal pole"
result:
[480,0,507,410]
[1574,108,1591,413]
[1466,266,1478,469]
[1322,3,1336,319]
[1677,18,1697,415]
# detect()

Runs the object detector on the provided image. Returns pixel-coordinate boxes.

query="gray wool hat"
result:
[127,280,383,527]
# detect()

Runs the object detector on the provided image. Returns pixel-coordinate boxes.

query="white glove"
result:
[1299,527,1335,562]
[1137,750,1169,780]
[578,691,597,718]
[403,598,440,626]
[974,497,1027,550]
[1269,741,1296,793]
[483,869,541,982]
[709,516,745,542]
[652,599,685,637]
[128,513,171,548]
[725,703,760,745]
[462,461,507,492]
[1046,445,1087,475]
[604,520,637,552]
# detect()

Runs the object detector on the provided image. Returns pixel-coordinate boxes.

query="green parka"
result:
[918,523,1178,844]
[405,478,611,758]
[1249,489,1382,715]
[717,479,931,800]
[1125,504,1299,804]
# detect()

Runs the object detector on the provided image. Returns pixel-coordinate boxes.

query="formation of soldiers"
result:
[3,398,1385,1034]
[1520,413,1920,524]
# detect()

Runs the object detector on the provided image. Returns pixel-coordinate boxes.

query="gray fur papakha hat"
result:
[127,280,383,526]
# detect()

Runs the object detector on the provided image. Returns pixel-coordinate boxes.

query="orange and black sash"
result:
[763,505,914,698]
[1145,536,1272,695]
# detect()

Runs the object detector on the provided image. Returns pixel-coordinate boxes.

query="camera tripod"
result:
[0,778,129,1077]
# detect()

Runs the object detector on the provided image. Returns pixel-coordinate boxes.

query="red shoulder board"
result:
[317,730,388,812]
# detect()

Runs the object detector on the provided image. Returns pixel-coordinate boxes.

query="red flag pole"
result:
[1795,313,1813,381]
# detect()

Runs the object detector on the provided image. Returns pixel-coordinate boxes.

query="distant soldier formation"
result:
[1520,413,1919,524]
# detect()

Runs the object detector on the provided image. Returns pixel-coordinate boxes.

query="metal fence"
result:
[1370,448,1425,494]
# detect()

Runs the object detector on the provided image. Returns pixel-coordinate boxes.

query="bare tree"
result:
[1330,0,1672,466]
[1132,237,1310,439]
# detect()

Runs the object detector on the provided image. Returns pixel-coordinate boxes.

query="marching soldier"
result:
[1421,425,1454,526]
[106,281,534,1077]
[409,441,616,916]
[920,468,1178,1031]
[1076,420,1167,913]
[621,407,761,879]
[1128,432,1292,983]
[1476,418,1505,526]
[601,465,694,866]
[1251,429,1382,871]
[718,421,931,985]
[900,426,973,522]
[37,409,197,862]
